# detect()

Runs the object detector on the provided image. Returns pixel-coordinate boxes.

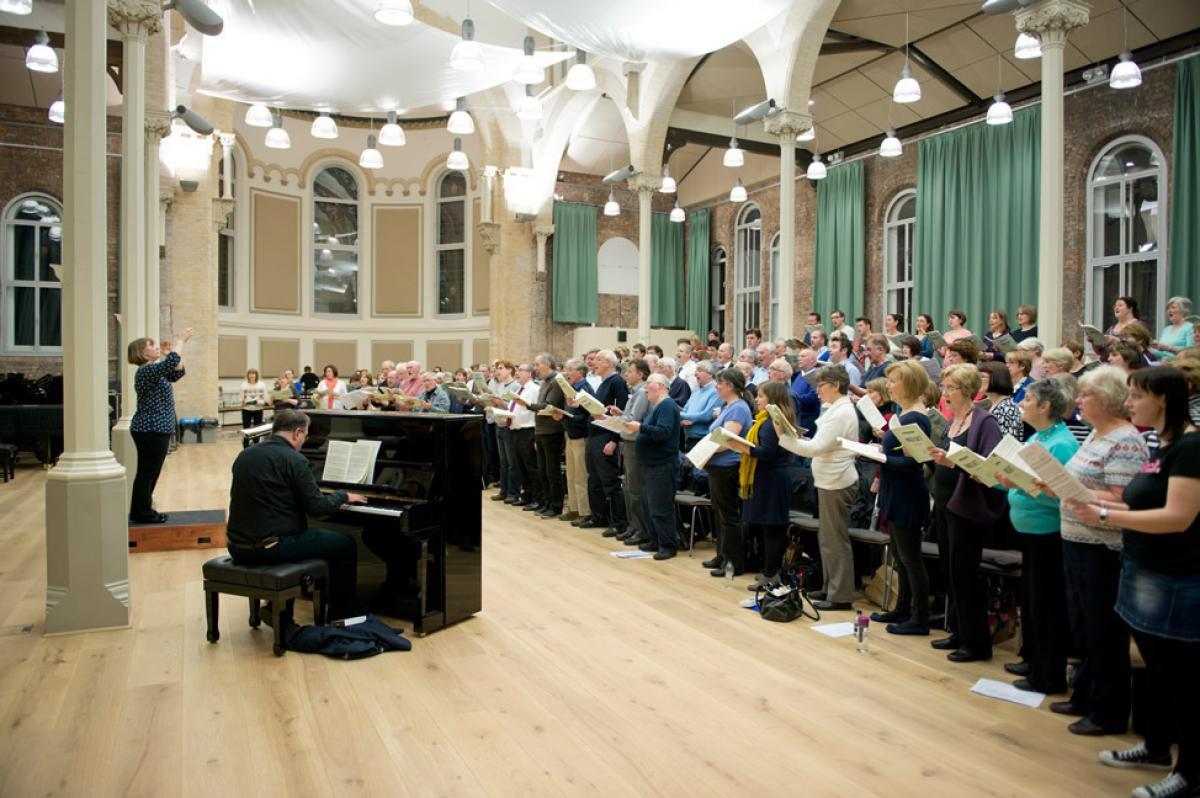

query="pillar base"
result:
[44,452,130,634]
[111,418,136,511]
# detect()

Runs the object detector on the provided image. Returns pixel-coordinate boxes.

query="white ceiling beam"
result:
[668,108,777,145]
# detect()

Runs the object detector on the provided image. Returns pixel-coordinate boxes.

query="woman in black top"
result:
[127,328,194,523]
[1068,367,1200,798]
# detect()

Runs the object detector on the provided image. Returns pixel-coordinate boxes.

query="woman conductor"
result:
[127,328,194,524]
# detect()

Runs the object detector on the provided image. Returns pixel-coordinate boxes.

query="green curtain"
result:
[913,106,1040,332]
[1169,56,1200,302]
[551,201,598,324]
[685,208,711,338]
[813,159,865,324]
[650,212,685,328]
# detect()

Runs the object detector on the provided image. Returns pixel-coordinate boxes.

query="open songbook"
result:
[472,372,487,392]
[573,391,607,417]
[925,330,948,351]
[1018,441,1094,503]
[984,435,1042,495]
[766,404,805,456]
[684,425,752,469]
[336,389,374,410]
[554,372,577,401]
[1079,323,1109,351]
[271,389,294,401]
[856,394,886,431]
[322,439,381,484]
[990,334,1018,354]
[590,416,630,435]
[536,406,561,417]
[838,437,886,464]
[443,383,473,400]
[889,422,937,462]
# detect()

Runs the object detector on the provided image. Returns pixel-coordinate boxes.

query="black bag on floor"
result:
[286,614,412,659]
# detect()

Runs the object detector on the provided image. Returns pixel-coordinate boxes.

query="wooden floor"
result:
[0,435,1146,797]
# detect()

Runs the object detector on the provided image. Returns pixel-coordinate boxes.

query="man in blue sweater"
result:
[679,361,721,448]
[629,374,682,559]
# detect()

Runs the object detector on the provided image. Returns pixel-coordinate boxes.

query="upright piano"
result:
[299,410,482,635]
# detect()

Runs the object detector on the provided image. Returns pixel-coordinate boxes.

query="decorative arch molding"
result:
[416,153,477,198]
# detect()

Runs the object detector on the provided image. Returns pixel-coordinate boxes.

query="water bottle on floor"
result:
[855,610,869,654]
[724,560,735,589]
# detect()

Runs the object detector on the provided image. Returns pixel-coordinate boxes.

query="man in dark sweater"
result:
[630,374,682,559]
[578,349,628,533]
[558,358,595,525]
[226,410,367,619]
[527,352,567,518]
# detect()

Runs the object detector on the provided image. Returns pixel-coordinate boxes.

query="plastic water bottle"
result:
[855,611,870,654]
[724,560,735,588]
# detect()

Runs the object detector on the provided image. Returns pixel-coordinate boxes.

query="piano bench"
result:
[0,443,15,482]
[202,556,328,656]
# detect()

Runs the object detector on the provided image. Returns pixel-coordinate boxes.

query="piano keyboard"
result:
[339,503,405,518]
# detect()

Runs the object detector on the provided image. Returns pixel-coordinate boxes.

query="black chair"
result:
[202,556,328,656]
[0,443,16,482]
[674,491,713,556]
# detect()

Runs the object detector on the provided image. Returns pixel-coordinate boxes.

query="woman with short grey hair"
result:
[1152,296,1195,361]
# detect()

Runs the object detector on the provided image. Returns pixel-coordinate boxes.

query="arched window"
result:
[1086,136,1167,333]
[436,171,468,316]
[883,189,915,331]
[734,204,761,341]
[768,232,780,341]
[3,194,62,353]
[217,150,237,310]
[710,246,726,340]
[312,165,359,315]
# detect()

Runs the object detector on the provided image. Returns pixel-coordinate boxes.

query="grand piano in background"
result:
[0,373,66,465]
[299,410,483,635]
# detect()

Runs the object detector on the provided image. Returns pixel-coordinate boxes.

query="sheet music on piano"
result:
[322,439,382,484]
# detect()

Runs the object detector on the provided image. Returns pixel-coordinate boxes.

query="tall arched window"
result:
[3,194,62,353]
[1086,136,1167,333]
[710,246,726,340]
[217,150,237,310]
[436,171,468,316]
[734,204,761,341]
[883,189,915,330]
[312,165,359,315]
[768,232,780,341]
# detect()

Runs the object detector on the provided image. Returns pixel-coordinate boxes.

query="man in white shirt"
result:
[786,365,860,610]
[509,364,543,509]
[676,341,699,392]
[584,349,603,391]
[829,309,857,346]
[716,342,734,370]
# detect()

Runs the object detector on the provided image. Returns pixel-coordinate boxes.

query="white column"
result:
[628,174,662,343]
[108,1,162,506]
[45,0,130,634]
[1016,0,1090,348]
[764,111,810,341]
[144,111,172,341]
[534,223,554,274]
[481,165,497,223]
[218,132,235,200]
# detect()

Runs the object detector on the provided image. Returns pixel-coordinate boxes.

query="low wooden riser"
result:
[128,509,228,552]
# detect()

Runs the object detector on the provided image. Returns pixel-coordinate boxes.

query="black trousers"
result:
[1063,540,1130,731]
[585,435,625,528]
[511,428,542,504]
[241,409,263,429]
[1133,628,1200,780]
[707,464,743,573]
[130,431,172,521]
[535,432,565,511]
[1021,532,1069,692]
[640,460,679,552]
[937,505,992,657]
[229,529,358,619]
[891,523,930,624]
[482,421,500,485]
[756,523,788,578]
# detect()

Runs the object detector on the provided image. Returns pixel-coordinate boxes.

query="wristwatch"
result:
[1099,506,1109,524]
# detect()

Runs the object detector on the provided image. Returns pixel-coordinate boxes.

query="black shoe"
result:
[931,636,961,650]
[947,648,991,663]
[503,496,521,505]
[1130,773,1194,798]
[702,557,725,570]
[615,527,636,541]
[1098,742,1174,771]
[601,527,621,538]
[653,550,677,561]
[870,609,909,624]
[576,518,603,529]
[1068,718,1113,736]
[1004,661,1031,677]
[490,493,509,502]
[625,534,649,547]
[638,542,659,553]
[710,567,743,577]
[536,507,559,518]
[811,600,853,611]
[806,590,827,602]
[571,516,593,527]
[886,621,930,635]
[1049,701,1087,717]
[521,502,543,511]
[130,512,168,524]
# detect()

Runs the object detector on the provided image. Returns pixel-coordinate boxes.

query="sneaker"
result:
[1099,743,1173,771]
[1131,773,1193,798]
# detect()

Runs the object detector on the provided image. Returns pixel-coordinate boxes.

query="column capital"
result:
[107,0,162,42]
[764,110,813,140]
[477,221,501,255]
[144,109,172,143]
[1015,0,1090,44]
[159,187,175,205]
[212,197,235,232]
[627,174,661,194]
[534,223,555,240]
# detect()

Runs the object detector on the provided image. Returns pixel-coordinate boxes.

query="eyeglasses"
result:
[942,384,961,393]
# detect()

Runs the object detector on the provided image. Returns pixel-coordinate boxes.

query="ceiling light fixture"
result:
[723,137,744,168]
[603,190,620,216]
[660,168,676,194]
[893,14,920,103]
[265,113,290,149]
[25,30,58,74]
[729,177,747,203]
[374,0,414,26]
[516,85,542,121]
[0,0,33,14]
[806,153,826,180]
[245,102,273,127]
[446,137,469,171]
[379,110,406,146]
[311,111,338,139]
[1110,8,1142,90]
[986,56,1012,125]
[565,50,596,92]
[450,16,484,72]
[670,201,685,223]
[1014,32,1041,60]
[48,91,64,124]
[447,97,474,135]
[879,129,901,157]
[359,134,383,169]
[513,35,543,84]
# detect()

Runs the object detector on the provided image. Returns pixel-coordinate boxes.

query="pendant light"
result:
[986,57,1013,125]
[450,16,484,72]
[879,129,902,157]
[245,102,273,127]
[447,97,474,135]
[0,0,33,14]
[1013,32,1041,60]
[659,145,676,193]
[379,110,406,146]
[670,201,685,223]
[48,91,64,125]
[565,50,596,92]
[264,113,290,149]
[892,15,920,103]
[311,111,338,139]
[25,30,58,74]
[516,85,542,121]
[603,189,619,216]
[374,0,414,26]
[1110,9,1142,90]
[513,36,542,84]
[723,137,744,168]
[359,134,383,170]
[446,137,469,171]
[729,177,747,203]
[806,153,826,180]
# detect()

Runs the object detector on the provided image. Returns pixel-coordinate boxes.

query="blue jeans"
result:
[1062,540,1130,731]
[640,460,678,552]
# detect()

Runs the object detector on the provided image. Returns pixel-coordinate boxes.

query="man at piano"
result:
[226,409,368,621]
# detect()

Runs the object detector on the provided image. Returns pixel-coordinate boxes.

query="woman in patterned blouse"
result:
[127,328,194,524]
[979,361,1024,441]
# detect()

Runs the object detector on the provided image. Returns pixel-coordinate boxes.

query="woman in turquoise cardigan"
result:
[996,378,1080,694]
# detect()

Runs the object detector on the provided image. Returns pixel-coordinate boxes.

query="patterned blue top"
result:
[131,351,185,433]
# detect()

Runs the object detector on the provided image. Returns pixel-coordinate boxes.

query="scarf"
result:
[738,408,769,500]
